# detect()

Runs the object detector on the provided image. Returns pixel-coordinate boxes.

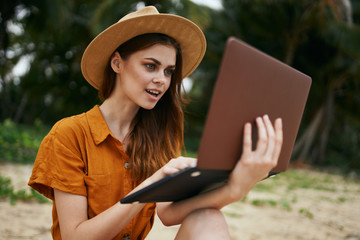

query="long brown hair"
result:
[100,33,186,183]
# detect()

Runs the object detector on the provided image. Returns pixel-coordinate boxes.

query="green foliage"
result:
[299,208,314,219]
[0,119,49,163]
[1,0,360,170]
[280,199,293,211]
[0,174,49,205]
[246,168,359,216]
[326,117,360,170]
[251,199,277,207]
[252,179,279,193]
[0,174,13,197]
[186,0,360,170]
[30,188,50,204]
[272,169,341,192]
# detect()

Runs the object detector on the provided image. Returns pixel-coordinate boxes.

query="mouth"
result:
[145,89,161,97]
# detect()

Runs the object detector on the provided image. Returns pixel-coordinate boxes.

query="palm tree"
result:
[188,0,360,169]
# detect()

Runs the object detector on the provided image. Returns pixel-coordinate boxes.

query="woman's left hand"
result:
[156,116,282,226]
[225,115,283,201]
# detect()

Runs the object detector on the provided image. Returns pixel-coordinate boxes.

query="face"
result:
[112,44,176,110]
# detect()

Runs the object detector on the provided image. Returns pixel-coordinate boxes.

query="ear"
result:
[110,51,123,74]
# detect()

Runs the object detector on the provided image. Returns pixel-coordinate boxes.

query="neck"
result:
[99,97,139,144]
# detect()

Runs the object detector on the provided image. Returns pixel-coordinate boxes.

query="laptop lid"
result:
[197,37,311,173]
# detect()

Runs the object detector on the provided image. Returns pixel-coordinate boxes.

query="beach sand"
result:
[1,163,359,240]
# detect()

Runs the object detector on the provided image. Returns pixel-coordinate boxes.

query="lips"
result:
[145,89,161,97]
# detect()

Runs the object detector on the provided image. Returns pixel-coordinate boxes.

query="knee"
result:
[183,208,227,227]
[176,209,230,240]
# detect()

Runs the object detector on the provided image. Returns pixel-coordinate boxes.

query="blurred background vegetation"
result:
[0,0,359,172]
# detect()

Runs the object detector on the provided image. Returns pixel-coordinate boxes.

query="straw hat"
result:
[81,6,206,90]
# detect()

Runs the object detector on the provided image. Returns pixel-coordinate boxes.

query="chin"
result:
[140,103,157,110]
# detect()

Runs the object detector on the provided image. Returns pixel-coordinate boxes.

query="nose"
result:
[152,72,167,85]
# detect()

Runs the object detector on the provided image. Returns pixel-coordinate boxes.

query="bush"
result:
[0,174,49,205]
[0,119,49,163]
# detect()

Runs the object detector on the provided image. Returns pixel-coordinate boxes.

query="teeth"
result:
[146,90,160,96]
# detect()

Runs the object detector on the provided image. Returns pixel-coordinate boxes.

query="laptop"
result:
[121,37,312,203]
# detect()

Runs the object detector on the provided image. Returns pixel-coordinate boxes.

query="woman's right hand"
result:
[135,156,197,191]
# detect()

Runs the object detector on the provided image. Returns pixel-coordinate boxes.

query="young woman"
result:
[29,6,283,240]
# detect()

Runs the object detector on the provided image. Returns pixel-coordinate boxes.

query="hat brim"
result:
[81,13,206,90]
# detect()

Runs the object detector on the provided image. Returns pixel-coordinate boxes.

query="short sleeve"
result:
[28,118,87,200]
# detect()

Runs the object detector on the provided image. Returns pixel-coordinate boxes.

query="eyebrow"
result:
[145,58,175,68]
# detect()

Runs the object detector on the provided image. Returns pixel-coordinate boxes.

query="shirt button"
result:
[124,162,130,169]
[123,234,130,240]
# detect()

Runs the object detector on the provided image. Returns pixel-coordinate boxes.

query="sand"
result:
[1,163,359,240]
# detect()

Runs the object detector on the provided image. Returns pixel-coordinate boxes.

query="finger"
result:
[255,117,268,155]
[242,122,253,157]
[263,115,276,157]
[272,118,283,163]
[171,157,196,169]
[179,157,197,167]
[162,157,196,175]
[162,165,179,175]
[161,160,181,175]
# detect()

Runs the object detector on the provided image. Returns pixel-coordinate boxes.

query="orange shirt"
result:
[28,105,155,240]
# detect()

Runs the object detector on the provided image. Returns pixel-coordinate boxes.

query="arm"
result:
[54,189,144,240]
[157,115,283,226]
[54,157,196,240]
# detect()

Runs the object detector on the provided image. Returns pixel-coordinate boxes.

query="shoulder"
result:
[29,112,92,200]
[48,105,101,141]
[41,111,91,154]
[50,113,87,139]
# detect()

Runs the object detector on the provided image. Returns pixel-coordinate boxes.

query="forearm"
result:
[157,184,248,226]
[56,180,150,240]
[69,202,145,240]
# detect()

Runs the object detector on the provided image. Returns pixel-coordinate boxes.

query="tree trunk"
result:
[292,106,324,163]
[317,89,334,164]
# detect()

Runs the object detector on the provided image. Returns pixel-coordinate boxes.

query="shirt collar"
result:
[86,105,112,145]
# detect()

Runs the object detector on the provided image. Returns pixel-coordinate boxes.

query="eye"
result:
[164,68,174,77]
[145,64,155,71]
